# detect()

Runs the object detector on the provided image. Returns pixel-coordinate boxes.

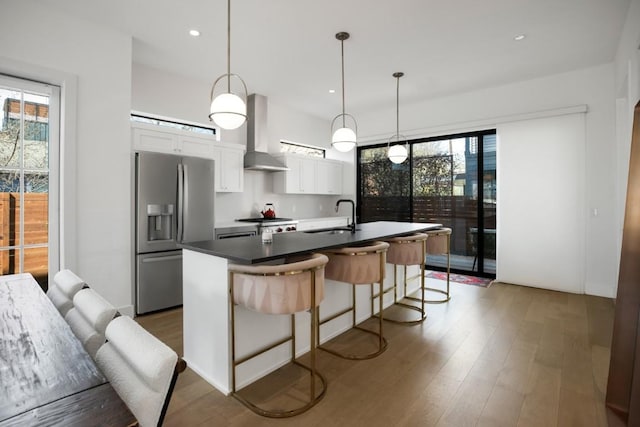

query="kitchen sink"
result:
[303,227,360,235]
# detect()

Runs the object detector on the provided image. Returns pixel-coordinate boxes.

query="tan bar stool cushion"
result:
[425,228,452,254]
[230,253,328,315]
[386,233,428,266]
[324,241,390,284]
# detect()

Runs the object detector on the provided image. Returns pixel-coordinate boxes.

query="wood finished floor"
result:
[137,281,615,426]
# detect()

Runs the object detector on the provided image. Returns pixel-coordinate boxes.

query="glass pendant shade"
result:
[388,143,408,163]
[331,112,358,152]
[209,92,246,130]
[332,127,357,152]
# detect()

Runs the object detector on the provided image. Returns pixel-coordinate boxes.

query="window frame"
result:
[0,74,60,286]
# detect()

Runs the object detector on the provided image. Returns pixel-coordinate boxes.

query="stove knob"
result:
[286,226,292,231]
[291,226,296,231]
[276,227,283,232]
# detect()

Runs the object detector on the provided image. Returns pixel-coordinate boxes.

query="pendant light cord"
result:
[226,0,231,93]
[396,74,400,139]
[341,39,346,127]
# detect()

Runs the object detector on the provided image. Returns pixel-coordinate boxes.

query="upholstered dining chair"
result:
[47,269,86,316]
[95,315,185,427]
[64,288,118,358]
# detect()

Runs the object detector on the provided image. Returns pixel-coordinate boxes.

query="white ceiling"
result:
[42,0,630,119]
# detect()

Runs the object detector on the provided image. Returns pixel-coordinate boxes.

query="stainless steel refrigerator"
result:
[135,152,215,314]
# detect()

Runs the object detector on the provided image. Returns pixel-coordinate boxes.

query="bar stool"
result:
[406,227,452,304]
[318,241,389,360]
[228,253,329,418]
[377,233,428,324]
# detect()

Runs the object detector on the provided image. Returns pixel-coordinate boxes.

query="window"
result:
[0,75,59,288]
[357,130,496,277]
[130,114,216,136]
[279,140,325,158]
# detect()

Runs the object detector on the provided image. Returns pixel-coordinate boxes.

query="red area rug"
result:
[425,271,492,287]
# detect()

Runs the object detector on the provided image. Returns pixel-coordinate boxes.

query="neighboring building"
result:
[0,97,49,192]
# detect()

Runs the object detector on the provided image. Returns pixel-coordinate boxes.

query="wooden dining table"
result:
[0,273,135,426]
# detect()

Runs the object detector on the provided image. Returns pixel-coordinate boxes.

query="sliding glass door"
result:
[357,130,496,277]
[358,145,410,221]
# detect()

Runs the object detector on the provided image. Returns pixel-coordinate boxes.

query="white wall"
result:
[132,63,351,222]
[357,64,617,297]
[0,1,133,312]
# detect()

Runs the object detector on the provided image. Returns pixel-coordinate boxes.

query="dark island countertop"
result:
[179,221,443,264]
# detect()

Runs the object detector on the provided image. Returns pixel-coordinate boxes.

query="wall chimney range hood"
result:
[244,94,288,171]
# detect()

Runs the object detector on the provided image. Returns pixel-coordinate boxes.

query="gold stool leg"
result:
[406,233,451,304]
[382,253,427,324]
[230,271,237,394]
[378,277,384,349]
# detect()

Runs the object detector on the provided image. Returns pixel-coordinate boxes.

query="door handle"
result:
[177,163,184,242]
[142,255,183,263]
[182,163,189,242]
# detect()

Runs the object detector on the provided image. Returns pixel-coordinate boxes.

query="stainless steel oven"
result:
[215,224,259,239]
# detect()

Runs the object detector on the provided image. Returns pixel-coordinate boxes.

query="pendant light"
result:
[208,0,247,130]
[331,32,358,153]
[387,72,408,164]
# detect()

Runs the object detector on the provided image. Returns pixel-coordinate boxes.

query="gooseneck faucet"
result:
[335,199,356,233]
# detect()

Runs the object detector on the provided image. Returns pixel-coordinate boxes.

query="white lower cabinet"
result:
[273,154,343,195]
[212,145,244,192]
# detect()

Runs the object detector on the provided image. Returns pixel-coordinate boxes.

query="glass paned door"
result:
[0,77,56,288]
[481,135,497,274]
[358,145,411,222]
[413,136,480,272]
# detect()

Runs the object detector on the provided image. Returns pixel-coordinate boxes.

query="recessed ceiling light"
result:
[514,34,526,41]
[189,29,201,37]
[329,89,336,94]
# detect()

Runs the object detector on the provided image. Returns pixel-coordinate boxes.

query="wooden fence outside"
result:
[0,193,48,283]
[360,195,496,257]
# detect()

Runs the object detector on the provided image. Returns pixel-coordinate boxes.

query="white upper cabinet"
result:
[272,153,343,195]
[212,144,244,192]
[272,154,314,194]
[132,122,214,159]
[316,159,343,195]
[180,135,217,158]
[131,122,245,192]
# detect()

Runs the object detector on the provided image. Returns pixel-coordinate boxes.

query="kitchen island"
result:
[179,221,442,394]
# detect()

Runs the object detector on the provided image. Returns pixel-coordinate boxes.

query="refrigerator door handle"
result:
[177,163,184,242]
[182,163,189,243]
